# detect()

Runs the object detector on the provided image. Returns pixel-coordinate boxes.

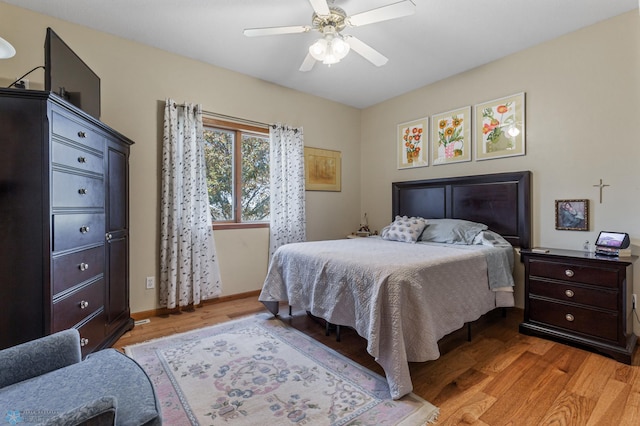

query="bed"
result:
[259,171,531,399]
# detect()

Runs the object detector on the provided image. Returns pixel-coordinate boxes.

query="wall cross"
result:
[592,179,610,204]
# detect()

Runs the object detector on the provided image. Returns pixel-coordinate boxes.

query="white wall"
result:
[360,11,640,311]
[0,3,362,313]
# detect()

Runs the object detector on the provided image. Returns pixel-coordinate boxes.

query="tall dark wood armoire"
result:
[0,88,133,356]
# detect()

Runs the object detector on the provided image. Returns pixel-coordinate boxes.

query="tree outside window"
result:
[203,118,270,228]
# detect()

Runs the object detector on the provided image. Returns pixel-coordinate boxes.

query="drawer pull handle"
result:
[80,337,89,347]
[79,262,89,271]
[78,156,87,163]
[565,314,575,322]
[79,300,89,309]
[80,226,90,234]
[77,131,86,138]
[78,188,88,195]
[565,289,574,298]
[106,233,113,241]
[565,269,575,277]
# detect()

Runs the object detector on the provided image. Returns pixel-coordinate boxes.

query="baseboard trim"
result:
[130,289,261,321]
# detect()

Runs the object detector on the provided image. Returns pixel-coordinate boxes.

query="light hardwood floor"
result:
[114,297,640,425]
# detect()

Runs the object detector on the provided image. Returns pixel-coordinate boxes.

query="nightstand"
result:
[519,248,637,364]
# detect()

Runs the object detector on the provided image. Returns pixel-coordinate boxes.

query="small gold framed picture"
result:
[304,147,341,191]
[555,199,589,231]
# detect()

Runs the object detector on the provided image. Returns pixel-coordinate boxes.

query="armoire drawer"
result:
[52,110,104,152]
[52,279,104,332]
[528,279,617,311]
[52,140,104,175]
[52,170,105,209]
[52,213,105,252]
[52,245,104,295]
[529,259,619,288]
[77,310,107,357]
[529,297,618,342]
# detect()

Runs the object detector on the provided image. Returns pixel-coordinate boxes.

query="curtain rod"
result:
[172,102,268,129]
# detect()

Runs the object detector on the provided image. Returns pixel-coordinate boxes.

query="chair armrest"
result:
[41,396,117,426]
[0,329,81,388]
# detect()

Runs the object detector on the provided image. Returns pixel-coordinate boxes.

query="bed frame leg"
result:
[467,323,472,342]
[289,305,292,316]
[324,322,342,342]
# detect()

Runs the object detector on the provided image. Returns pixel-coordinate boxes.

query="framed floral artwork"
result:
[555,199,589,231]
[431,106,472,165]
[475,92,525,161]
[397,117,428,169]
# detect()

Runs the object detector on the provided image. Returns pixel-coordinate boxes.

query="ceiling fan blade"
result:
[348,0,415,27]
[299,53,316,72]
[344,36,388,67]
[244,25,310,37]
[308,0,330,16]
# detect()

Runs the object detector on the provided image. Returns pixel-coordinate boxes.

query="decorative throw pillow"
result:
[418,218,488,244]
[381,215,427,243]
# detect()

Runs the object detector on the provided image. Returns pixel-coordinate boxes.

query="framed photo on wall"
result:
[397,117,428,169]
[431,106,472,165]
[475,92,526,161]
[304,147,341,191]
[555,199,589,231]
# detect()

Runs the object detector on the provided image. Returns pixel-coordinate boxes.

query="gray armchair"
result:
[0,329,161,425]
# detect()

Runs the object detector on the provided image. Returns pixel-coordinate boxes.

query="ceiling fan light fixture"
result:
[309,33,350,65]
[246,0,412,71]
[309,38,328,60]
[322,52,339,65]
[332,36,350,59]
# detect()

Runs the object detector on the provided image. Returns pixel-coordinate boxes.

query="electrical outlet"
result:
[633,294,637,310]
[145,276,155,289]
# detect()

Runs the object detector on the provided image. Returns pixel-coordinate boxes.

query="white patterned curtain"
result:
[269,124,306,258]
[160,99,222,309]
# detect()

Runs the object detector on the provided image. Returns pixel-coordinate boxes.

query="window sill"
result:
[212,222,269,231]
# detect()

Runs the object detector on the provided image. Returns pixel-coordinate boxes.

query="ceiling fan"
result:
[243,0,416,71]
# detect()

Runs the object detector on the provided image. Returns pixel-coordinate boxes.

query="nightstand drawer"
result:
[529,259,619,288]
[529,278,617,311]
[529,297,618,342]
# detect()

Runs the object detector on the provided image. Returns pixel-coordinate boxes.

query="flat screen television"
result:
[45,27,101,119]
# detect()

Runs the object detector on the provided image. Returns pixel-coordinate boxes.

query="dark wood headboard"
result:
[392,171,531,248]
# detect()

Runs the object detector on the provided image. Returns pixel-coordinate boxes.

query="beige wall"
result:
[360,11,640,310]
[1,4,639,325]
[0,3,362,313]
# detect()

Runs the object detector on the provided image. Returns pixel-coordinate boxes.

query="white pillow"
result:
[381,215,427,243]
[418,218,488,245]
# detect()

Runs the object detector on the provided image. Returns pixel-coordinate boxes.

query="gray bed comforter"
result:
[259,236,514,399]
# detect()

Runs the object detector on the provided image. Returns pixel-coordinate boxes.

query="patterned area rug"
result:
[125,313,438,425]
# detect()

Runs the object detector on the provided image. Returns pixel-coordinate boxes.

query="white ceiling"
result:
[3,0,638,108]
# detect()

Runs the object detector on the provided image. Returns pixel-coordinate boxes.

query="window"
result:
[203,118,270,228]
